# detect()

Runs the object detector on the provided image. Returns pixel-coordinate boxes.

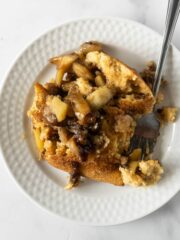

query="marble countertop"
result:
[0,0,180,239]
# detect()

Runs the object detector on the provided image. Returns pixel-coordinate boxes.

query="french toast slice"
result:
[27,42,165,189]
[86,51,155,114]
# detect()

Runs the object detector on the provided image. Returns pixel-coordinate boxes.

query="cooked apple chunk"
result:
[95,74,105,87]
[50,54,78,86]
[67,86,91,119]
[76,41,102,56]
[76,77,93,96]
[72,62,93,80]
[87,86,113,109]
[33,128,44,155]
[48,96,68,122]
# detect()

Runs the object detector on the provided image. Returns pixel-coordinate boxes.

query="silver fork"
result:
[128,0,180,160]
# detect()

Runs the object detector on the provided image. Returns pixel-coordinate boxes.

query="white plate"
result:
[0,17,180,226]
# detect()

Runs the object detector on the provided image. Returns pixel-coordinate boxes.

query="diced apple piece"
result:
[95,75,105,86]
[87,86,113,109]
[50,54,78,86]
[61,81,75,92]
[49,96,68,122]
[34,83,48,108]
[67,87,91,119]
[76,77,93,96]
[50,54,78,68]
[72,62,93,80]
[76,41,102,56]
[33,128,44,154]
[130,148,141,161]
[129,161,139,173]
[55,69,64,86]
[58,127,70,144]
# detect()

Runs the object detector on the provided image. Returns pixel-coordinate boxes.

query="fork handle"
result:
[152,0,180,96]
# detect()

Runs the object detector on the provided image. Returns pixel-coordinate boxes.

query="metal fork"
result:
[128,0,180,160]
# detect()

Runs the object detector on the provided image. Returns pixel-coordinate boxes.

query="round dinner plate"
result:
[0,17,180,226]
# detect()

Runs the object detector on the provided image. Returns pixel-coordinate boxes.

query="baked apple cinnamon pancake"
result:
[28,42,176,189]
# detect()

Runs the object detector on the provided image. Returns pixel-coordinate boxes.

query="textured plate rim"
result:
[0,17,180,226]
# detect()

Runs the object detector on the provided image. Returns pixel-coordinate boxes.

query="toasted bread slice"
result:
[28,43,161,189]
[86,51,155,113]
[44,107,135,186]
[28,83,129,186]
[46,152,123,186]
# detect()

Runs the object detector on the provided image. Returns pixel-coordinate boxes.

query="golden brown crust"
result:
[119,94,154,114]
[46,153,123,185]
[86,51,155,113]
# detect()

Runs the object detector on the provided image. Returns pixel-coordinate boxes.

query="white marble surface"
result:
[0,0,180,239]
